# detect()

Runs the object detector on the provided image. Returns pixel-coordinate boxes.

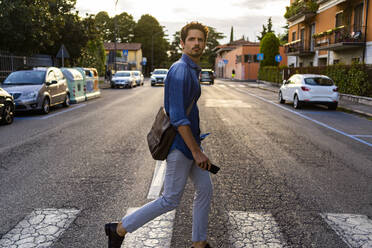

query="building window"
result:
[333,59,340,64]
[354,4,363,32]
[352,57,360,63]
[292,31,297,42]
[299,62,303,67]
[244,54,253,63]
[335,12,343,27]
[253,55,259,63]
[310,61,313,67]
[236,55,242,64]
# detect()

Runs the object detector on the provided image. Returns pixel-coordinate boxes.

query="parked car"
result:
[199,69,214,85]
[279,74,339,110]
[1,67,70,114]
[151,69,168,86]
[111,71,136,88]
[133,70,144,86]
[0,87,15,124]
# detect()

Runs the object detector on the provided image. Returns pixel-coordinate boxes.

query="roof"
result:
[213,39,260,54]
[104,42,142,51]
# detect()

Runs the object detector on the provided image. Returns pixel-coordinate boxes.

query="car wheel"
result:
[41,97,50,114]
[293,94,301,109]
[279,91,285,104]
[63,93,70,107]
[1,102,14,125]
[328,103,338,110]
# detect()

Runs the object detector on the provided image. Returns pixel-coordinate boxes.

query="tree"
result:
[257,17,274,41]
[200,26,225,68]
[168,31,182,64]
[111,12,136,43]
[259,32,280,67]
[133,14,169,74]
[230,26,234,43]
[278,24,289,45]
[0,0,56,54]
[95,11,111,42]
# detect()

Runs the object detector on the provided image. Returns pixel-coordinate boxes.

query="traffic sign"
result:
[223,59,228,64]
[123,49,128,56]
[275,55,282,63]
[257,53,264,61]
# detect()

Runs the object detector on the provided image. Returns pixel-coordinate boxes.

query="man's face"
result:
[180,29,206,59]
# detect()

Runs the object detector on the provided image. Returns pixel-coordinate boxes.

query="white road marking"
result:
[321,213,372,248]
[40,104,87,119]
[216,85,227,88]
[351,135,372,138]
[147,160,167,199]
[205,99,251,108]
[122,208,176,248]
[0,208,80,248]
[234,87,372,148]
[228,211,287,248]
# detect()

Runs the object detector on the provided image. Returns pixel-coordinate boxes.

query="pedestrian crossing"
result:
[1,208,372,247]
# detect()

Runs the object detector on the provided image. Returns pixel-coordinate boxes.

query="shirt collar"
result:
[181,53,201,71]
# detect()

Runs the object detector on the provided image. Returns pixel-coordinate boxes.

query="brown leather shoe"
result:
[105,222,124,248]
[191,243,212,248]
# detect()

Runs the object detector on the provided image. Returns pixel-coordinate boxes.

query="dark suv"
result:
[0,87,15,124]
[199,69,214,85]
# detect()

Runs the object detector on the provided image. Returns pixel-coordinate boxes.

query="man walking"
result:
[104,22,213,248]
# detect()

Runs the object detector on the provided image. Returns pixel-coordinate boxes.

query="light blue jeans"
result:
[122,149,213,242]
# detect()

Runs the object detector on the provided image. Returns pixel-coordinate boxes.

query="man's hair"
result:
[180,22,209,43]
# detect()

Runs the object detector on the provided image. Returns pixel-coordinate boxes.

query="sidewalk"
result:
[244,80,372,119]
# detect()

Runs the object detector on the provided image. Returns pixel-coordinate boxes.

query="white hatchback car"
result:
[279,74,339,110]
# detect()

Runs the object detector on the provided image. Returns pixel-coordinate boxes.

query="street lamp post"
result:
[114,0,119,72]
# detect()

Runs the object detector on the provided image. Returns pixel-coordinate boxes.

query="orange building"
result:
[284,0,372,67]
[214,39,287,81]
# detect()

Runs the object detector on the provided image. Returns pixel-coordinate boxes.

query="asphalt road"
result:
[0,79,371,247]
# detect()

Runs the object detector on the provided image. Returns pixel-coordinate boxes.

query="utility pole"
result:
[114,0,119,72]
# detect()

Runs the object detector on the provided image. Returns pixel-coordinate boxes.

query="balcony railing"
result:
[284,39,315,56]
[314,26,366,51]
[285,0,319,22]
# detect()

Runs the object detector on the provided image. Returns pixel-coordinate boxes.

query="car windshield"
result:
[115,72,130,77]
[305,77,334,86]
[133,72,139,76]
[153,70,167,74]
[3,70,45,85]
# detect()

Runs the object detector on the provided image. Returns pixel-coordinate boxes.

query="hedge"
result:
[258,64,372,97]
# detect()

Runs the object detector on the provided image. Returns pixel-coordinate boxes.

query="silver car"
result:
[133,70,144,86]
[111,71,136,88]
[1,67,70,114]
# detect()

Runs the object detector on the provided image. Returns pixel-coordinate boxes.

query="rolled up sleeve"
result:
[167,64,191,128]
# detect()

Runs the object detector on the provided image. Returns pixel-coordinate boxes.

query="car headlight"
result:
[22,91,38,100]
[151,76,156,80]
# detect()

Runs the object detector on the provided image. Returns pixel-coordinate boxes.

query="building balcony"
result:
[284,39,315,56]
[285,0,318,22]
[314,26,366,51]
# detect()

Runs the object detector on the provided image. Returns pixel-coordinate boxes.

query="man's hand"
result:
[192,149,211,171]
[177,125,211,171]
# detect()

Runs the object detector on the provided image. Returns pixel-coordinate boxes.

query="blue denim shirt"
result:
[164,54,201,160]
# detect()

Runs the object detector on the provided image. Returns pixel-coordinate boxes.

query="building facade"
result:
[215,39,287,81]
[284,0,372,67]
[104,43,143,71]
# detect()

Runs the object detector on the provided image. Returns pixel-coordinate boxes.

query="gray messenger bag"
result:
[147,99,195,161]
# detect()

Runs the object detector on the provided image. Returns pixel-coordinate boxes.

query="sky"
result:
[75,0,289,44]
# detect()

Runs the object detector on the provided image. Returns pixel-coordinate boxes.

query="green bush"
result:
[258,66,286,84]
[260,33,280,67]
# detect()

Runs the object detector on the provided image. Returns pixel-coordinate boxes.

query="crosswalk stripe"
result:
[0,208,80,248]
[122,208,176,248]
[227,211,287,248]
[321,213,372,247]
[147,160,167,199]
[204,99,251,108]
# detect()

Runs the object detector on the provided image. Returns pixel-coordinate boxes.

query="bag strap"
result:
[186,97,195,116]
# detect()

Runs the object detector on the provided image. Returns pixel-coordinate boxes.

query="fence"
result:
[0,53,54,82]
